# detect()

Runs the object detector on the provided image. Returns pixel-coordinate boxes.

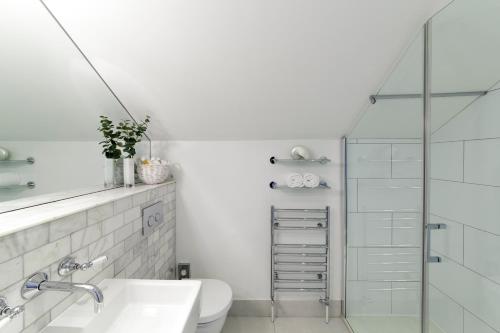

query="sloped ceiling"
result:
[44,0,450,140]
[349,0,500,139]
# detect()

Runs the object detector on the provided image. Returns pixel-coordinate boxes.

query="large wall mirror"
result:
[0,0,149,213]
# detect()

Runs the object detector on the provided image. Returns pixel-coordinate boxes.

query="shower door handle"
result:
[427,223,446,263]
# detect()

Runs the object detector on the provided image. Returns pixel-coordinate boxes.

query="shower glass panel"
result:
[427,0,500,333]
[345,30,425,333]
[346,1,500,332]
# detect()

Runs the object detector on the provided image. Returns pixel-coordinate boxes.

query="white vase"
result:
[104,158,116,188]
[123,158,135,187]
[114,158,124,185]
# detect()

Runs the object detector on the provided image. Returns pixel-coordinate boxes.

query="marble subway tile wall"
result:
[0,183,176,333]
[428,89,500,333]
[346,139,422,316]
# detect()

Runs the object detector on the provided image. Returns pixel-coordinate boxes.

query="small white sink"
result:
[43,279,201,333]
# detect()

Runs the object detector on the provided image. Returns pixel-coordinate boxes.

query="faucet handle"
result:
[58,256,108,276]
[81,256,108,271]
[0,297,24,329]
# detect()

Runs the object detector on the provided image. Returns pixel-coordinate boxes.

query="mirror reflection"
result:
[0,0,148,213]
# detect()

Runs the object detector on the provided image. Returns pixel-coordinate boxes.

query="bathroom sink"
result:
[42,279,202,333]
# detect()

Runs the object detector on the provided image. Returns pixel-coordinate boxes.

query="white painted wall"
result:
[152,140,342,300]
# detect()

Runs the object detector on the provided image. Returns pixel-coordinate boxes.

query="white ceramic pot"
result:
[123,158,135,187]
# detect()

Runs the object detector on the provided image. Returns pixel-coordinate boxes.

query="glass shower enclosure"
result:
[343,0,500,332]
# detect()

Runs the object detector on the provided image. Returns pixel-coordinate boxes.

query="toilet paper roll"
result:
[0,173,21,187]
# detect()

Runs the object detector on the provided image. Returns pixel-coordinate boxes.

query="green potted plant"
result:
[117,116,151,187]
[98,116,122,187]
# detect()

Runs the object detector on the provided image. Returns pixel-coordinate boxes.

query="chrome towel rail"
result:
[271,206,330,323]
[275,261,327,266]
[274,209,327,213]
[275,270,327,274]
[274,253,327,258]
[274,217,328,222]
[275,278,326,283]
[276,288,327,293]
[273,226,327,231]
[274,243,327,249]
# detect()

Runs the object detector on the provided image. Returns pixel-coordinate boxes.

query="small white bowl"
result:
[290,145,311,160]
[0,147,10,161]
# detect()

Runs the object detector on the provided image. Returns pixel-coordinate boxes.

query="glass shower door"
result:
[344,29,425,333]
[426,0,500,332]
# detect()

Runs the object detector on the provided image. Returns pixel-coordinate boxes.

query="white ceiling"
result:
[44,0,450,140]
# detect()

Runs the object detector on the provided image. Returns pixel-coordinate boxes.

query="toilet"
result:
[196,279,233,333]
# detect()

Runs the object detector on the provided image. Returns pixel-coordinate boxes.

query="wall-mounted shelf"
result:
[270,156,330,165]
[269,181,330,190]
[0,182,36,190]
[0,157,35,165]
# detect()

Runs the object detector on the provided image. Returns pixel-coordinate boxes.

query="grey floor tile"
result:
[274,317,349,333]
[222,317,275,333]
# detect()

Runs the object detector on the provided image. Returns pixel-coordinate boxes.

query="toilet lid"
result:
[197,279,233,324]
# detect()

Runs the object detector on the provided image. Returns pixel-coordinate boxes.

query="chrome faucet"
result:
[22,272,104,313]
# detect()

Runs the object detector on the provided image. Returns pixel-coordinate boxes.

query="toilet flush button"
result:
[148,216,155,227]
[142,201,164,236]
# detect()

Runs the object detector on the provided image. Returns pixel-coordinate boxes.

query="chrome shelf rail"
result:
[270,156,330,164]
[269,181,330,190]
[0,182,36,190]
[0,157,35,165]
[271,206,330,323]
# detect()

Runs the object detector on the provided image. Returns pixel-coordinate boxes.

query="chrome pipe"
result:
[369,90,487,104]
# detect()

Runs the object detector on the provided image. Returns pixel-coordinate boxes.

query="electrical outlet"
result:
[178,263,190,280]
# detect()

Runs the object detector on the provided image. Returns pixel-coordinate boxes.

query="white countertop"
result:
[0,181,175,238]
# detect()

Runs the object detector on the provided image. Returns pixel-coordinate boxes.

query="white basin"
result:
[42,279,202,333]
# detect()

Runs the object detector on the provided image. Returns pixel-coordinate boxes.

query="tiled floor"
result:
[222,317,351,333]
[346,316,445,333]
